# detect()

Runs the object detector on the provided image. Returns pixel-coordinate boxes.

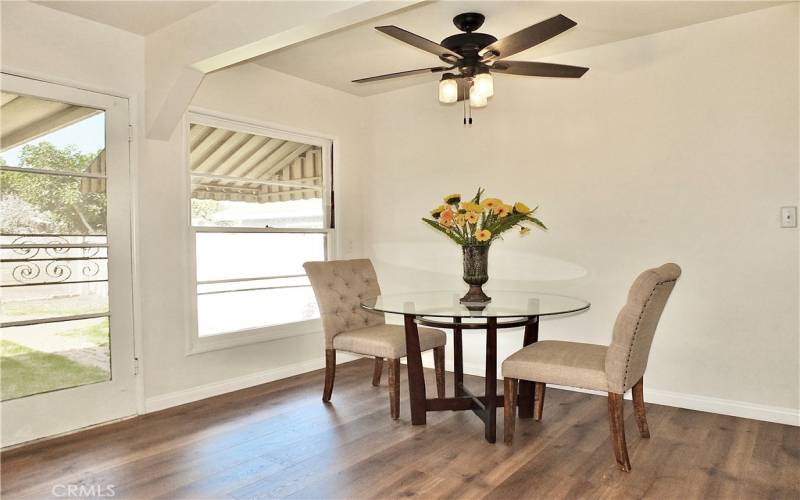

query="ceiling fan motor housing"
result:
[440,34,497,75]
[441,13,498,75]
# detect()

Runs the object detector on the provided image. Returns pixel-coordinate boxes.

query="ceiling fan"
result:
[353,12,588,119]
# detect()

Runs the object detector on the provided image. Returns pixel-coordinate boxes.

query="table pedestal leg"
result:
[453,317,463,397]
[484,317,498,443]
[404,314,427,425]
[518,317,539,419]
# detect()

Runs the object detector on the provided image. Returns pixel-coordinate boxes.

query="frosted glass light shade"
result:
[469,85,487,108]
[438,78,458,103]
[474,72,493,98]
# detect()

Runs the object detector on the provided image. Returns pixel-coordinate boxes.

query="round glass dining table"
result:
[362,291,590,443]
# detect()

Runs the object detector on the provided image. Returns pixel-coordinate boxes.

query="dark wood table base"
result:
[403,314,540,443]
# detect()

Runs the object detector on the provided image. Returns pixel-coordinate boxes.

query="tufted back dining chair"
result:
[306,259,385,350]
[502,263,681,471]
[304,259,446,419]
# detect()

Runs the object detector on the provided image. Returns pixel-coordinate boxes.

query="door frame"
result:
[0,71,144,447]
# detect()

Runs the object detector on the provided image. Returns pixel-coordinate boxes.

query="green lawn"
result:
[1,296,108,322]
[0,340,109,401]
[57,319,109,346]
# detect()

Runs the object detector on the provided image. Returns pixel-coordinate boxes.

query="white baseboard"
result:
[423,359,800,427]
[144,353,360,413]
[145,354,798,426]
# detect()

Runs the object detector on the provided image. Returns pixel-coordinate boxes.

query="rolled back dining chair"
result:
[502,263,681,471]
[303,259,446,419]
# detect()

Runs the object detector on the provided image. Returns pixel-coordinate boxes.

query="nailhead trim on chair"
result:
[621,279,677,391]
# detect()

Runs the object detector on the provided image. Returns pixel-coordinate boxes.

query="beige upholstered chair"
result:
[502,263,681,471]
[303,259,446,419]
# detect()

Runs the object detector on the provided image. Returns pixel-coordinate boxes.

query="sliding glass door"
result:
[0,74,136,447]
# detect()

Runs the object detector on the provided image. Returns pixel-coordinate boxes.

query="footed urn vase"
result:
[460,244,491,304]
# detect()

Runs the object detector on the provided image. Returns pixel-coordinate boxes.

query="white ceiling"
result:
[251,1,782,96]
[34,0,216,35]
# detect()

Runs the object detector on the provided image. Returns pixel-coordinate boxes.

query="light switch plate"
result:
[781,206,797,228]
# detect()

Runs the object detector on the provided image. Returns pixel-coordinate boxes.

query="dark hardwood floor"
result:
[2,359,798,499]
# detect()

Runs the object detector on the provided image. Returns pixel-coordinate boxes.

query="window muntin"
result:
[188,116,331,339]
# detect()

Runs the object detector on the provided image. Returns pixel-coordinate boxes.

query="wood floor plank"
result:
[2,359,798,500]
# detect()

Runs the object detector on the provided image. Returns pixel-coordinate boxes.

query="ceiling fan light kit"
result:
[353,12,589,124]
[469,85,488,108]
[438,73,459,103]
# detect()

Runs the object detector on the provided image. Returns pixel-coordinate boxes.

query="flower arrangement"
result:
[422,188,546,246]
[422,188,546,305]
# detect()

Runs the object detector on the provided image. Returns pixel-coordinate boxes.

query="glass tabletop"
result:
[361,291,590,319]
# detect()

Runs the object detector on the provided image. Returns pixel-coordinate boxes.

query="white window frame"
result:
[184,110,335,355]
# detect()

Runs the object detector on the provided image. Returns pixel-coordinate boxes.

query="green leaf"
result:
[422,218,465,245]
[526,216,547,230]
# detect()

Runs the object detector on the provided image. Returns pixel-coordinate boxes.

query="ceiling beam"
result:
[192,1,426,73]
[146,1,425,140]
[147,66,205,140]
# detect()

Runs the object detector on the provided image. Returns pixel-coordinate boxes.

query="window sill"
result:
[187,318,322,355]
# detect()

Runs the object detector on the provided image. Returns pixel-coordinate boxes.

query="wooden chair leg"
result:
[608,392,632,472]
[534,382,546,421]
[323,349,336,402]
[632,377,650,438]
[433,346,446,398]
[504,378,518,445]
[371,357,383,386]
[388,358,400,419]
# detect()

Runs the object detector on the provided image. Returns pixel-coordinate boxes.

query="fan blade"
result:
[480,14,577,60]
[352,66,451,83]
[492,60,588,78]
[376,25,463,61]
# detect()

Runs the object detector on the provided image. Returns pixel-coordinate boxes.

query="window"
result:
[187,113,332,347]
[0,92,111,399]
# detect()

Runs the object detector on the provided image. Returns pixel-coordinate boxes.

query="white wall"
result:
[139,63,367,402]
[0,2,145,99]
[361,4,799,422]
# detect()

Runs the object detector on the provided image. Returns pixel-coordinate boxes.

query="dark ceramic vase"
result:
[460,244,491,304]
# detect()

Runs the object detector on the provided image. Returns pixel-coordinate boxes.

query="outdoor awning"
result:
[0,92,100,153]
[1,92,323,205]
[189,123,323,204]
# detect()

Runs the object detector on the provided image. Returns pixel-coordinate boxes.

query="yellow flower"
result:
[481,198,502,210]
[520,226,531,236]
[494,204,512,218]
[444,193,461,205]
[455,214,466,226]
[513,202,532,214]
[460,201,481,212]
[475,229,492,242]
[465,211,480,224]
[430,205,447,218]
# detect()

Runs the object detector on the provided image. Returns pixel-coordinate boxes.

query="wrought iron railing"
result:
[0,234,110,328]
[0,234,108,288]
